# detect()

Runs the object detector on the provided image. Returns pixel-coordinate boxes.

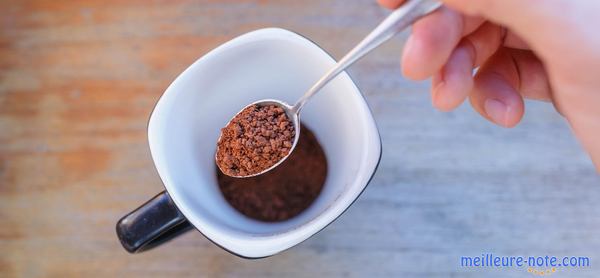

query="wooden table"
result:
[1,0,599,277]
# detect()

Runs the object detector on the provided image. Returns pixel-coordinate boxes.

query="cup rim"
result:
[147,28,382,258]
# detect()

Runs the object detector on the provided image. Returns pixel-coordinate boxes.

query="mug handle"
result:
[116,191,192,253]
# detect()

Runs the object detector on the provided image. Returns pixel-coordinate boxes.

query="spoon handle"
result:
[292,0,442,113]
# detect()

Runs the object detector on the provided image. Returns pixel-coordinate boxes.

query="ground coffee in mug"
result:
[217,124,327,222]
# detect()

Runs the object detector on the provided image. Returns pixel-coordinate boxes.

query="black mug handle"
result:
[116,191,192,253]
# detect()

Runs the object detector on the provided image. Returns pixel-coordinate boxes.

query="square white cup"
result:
[117,28,382,258]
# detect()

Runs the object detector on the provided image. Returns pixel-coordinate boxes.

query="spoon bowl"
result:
[215,99,300,178]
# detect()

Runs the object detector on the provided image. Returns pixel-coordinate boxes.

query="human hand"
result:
[378,0,600,170]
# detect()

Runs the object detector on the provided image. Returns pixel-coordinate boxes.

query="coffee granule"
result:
[217,124,327,222]
[216,104,295,177]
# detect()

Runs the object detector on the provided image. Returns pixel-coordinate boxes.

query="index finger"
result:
[377,0,405,9]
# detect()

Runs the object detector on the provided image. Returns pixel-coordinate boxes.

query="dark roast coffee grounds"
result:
[217,124,327,222]
[216,104,295,177]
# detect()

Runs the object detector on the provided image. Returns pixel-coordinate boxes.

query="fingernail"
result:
[402,36,417,69]
[431,72,445,110]
[484,99,508,126]
[404,35,415,55]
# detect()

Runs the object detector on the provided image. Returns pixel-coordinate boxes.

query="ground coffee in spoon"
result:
[217,124,327,222]
[216,104,295,177]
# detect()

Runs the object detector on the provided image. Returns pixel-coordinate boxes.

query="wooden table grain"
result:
[1,0,599,277]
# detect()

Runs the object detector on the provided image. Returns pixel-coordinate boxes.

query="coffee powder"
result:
[217,124,327,222]
[216,104,295,177]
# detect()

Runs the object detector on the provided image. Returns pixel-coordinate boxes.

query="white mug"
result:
[116,28,382,258]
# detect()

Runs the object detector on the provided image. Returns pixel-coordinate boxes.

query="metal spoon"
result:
[218,0,442,178]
